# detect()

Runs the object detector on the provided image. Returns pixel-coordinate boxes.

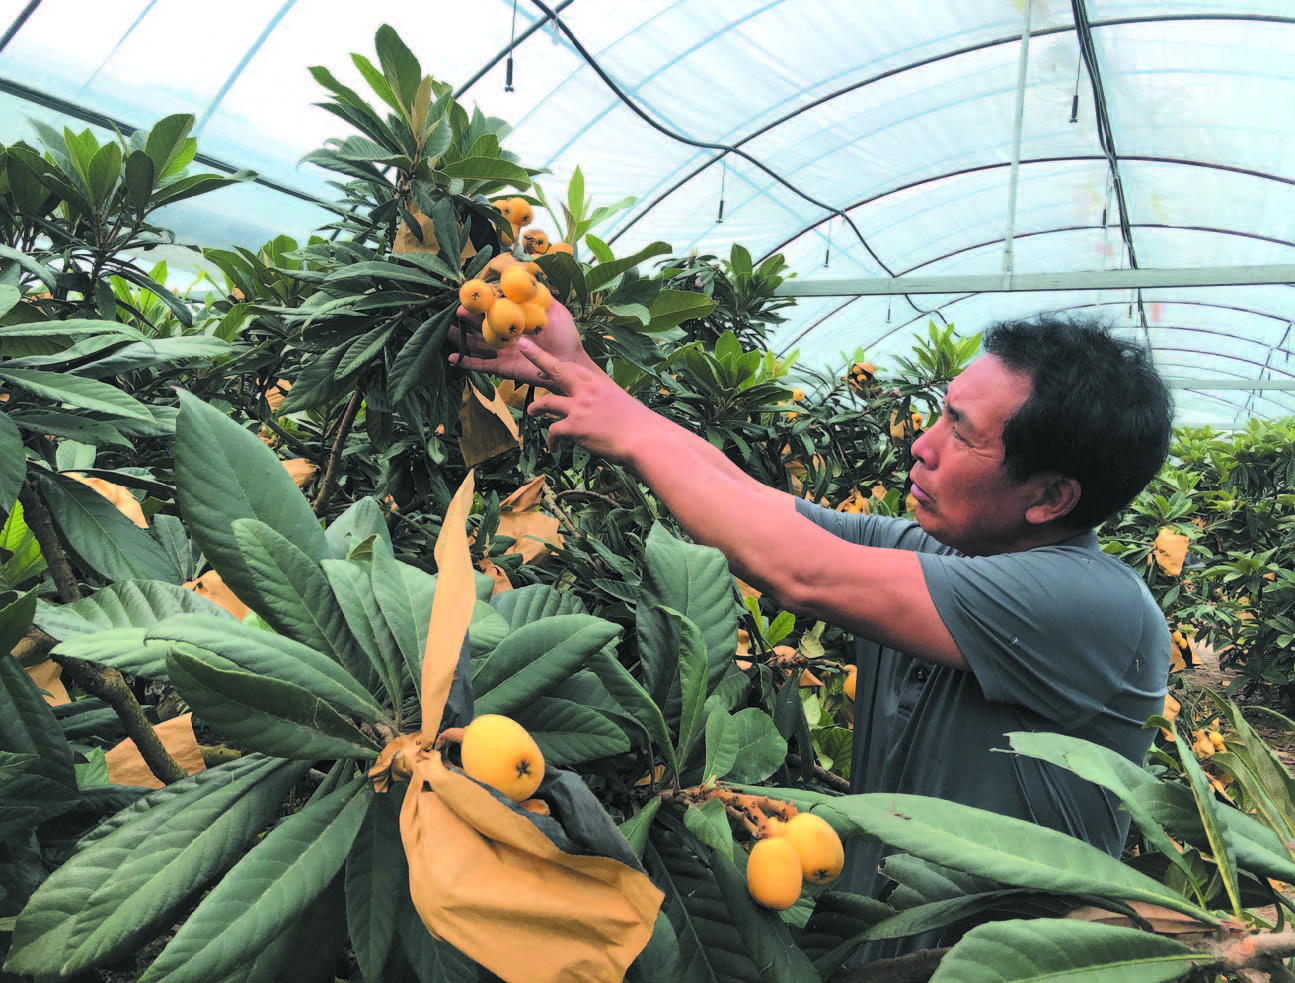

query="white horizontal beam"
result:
[1163,378,1295,391]
[776,265,1295,297]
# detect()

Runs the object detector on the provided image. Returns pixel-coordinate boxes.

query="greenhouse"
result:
[3,2,1295,982]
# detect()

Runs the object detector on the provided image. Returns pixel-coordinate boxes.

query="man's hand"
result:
[449,300,594,387]
[513,338,659,462]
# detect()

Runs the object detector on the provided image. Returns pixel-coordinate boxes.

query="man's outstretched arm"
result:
[450,307,964,668]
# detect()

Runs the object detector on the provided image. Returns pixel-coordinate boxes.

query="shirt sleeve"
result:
[918,545,1153,725]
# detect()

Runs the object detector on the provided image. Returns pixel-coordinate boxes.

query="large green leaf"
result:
[345,786,406,983]
[1005,732,1202,889]
[0,366,153,420]
[472,614,622,716]
[666,606,710,765]
[704,707,787,784]
[147,615,387,725]
[5,755,305,976]
[929,918,1206,983]
[136,778,370,983]
[490,582,587,625]
[1168,722,1243,915]
[174,390,328,586]
[0,650,78,839]
[0,411,23,508]
[52,627,172,679]
[588,647,681,781]
[164,645,381,760]
[802,793,1218,924]
[370,548,484,697]
[35,472,183,583]
[517,696,632,766]
[206,873,348,983]
[648,834,764,983]
[231,517,369,684]
[34,578,231,640]
[637,523,739,713]
[709,846,823,982]
[323,557,399,704]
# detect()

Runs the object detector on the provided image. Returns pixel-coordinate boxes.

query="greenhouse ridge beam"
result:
[776,266,1295,298]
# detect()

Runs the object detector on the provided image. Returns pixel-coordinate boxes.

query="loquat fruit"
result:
[499,265,540,304]
[779,812,845,885]
[459,279,495,314]
[459,714,545,801]
[746,836,803,910]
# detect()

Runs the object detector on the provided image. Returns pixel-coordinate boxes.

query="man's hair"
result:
[981,313,1174,529]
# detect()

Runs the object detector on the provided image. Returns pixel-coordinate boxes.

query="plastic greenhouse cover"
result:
[0,0,1292,428]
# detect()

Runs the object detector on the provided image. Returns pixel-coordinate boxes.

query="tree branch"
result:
[18,480,187,785]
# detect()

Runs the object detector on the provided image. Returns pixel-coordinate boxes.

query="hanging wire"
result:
[505,0,520,92]
[824,217,831,268]
[1069,55,1082,123]
[716,158,726,224]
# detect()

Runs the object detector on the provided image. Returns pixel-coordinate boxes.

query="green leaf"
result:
[85,140,122,209]
[438,156,532,186]
[0,410,24,508]
[322,557,399,704]
[388,303,456,404]
[709,846,823,982]
[0,584,36,654]
[647,835,764,983]
[146,615,387,726]
[637,523,740,718]
[807,793,1219,924]
[473,614,623,716]
[5,755,305,977]
[1005,732,1202,890]
[150,170,255,210]
[929,918,1205,983]
[706,707,787,783]
[230,517,370,684]
[123,149,155,216]
[665,606,709,764]
[370,548,436,696]
[373,24,422,110]
[683,798,734,862]
[137,778,370,983]
[584,241,674,294]
[517,696,631,766]
[0,651,77,840]
[1167,722,1243,915]
[174,390,329,588]
[646,288,718,333]
[345,786,406,983]
[588,647,681,781]
[34,579,227,641]
[142,114,196,182]
[164,645,381,760]
[35,472,184,583]
[0,367,153,420]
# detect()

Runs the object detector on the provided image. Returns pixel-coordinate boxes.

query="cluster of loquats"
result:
[746,811,845,910]
[457,196,577,350]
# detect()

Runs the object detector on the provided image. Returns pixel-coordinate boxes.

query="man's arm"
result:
[451,308,965,668]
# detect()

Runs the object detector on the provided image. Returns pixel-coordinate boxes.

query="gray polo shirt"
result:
[795,501,1169,959]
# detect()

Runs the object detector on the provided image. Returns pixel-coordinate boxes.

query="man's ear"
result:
[1025,474,1081,526]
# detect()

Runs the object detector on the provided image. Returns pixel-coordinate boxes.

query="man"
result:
[451,301,1174,961]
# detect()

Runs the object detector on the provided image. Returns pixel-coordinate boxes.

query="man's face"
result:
[907,355,1046,556]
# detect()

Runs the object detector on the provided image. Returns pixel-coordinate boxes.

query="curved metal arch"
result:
[807,297,1295,380]
[607,11,1295,244]
[760,153,1295,265]
[885,223,1295,282]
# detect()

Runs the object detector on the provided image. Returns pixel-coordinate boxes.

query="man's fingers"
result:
[515,337,565,383]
